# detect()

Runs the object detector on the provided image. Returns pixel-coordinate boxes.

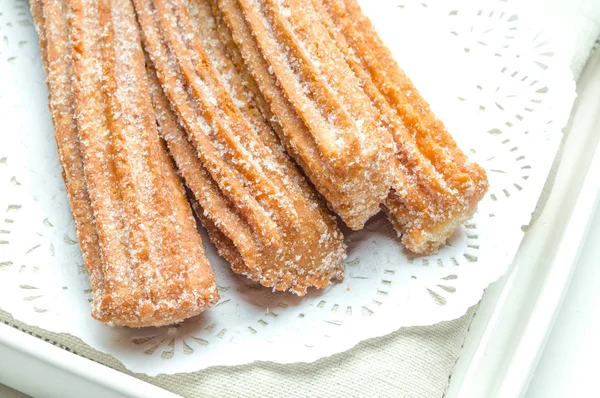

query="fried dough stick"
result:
[134,0,346,295]
[319,0,489,253]
[215,0,395,230]
[31,0,218,327]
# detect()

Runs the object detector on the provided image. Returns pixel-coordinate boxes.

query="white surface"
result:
[0,0,576,376]
[526,115,600,397]
[445,41,600,398]
[0,323,177,398]
[526,204,600,397]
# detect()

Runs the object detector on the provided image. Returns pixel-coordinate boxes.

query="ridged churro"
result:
[215,0,395,230]
[30,0,106,316]
[316,0,489,253]
[32,0,489,325]
[135,0,346,295]
[31,0,218,327]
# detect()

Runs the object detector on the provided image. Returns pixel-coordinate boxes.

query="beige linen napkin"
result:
[0,308,474,398]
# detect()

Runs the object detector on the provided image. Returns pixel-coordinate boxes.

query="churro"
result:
[31,0,218,327]
[317,0,489,253]
[30,0,106,315]
[135,0,346,295]
[215,0,395,230]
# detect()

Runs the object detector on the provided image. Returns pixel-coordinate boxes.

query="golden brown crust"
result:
[135,0,346,295]
[146,62,264,278]
[319,0,489,253]
[216,0,395,230]
[32,0,107,307]
[32,0,218,327]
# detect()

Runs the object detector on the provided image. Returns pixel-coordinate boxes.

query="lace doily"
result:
[0,0,575,375]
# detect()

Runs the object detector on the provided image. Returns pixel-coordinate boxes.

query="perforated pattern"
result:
[0,0,575,375]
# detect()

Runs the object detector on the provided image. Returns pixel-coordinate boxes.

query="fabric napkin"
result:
[1,1,599,397]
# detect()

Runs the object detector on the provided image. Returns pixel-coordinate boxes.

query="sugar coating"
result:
[135,0,346,295]
[317,0,489,254]
[217,0,395,230]
[31,0,218,328]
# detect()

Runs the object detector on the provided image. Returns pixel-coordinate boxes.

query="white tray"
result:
[1,20,599,398]
[446,46,600,398]
[0,323,177,398]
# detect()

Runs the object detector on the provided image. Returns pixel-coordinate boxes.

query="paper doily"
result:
[0,0,575,375]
